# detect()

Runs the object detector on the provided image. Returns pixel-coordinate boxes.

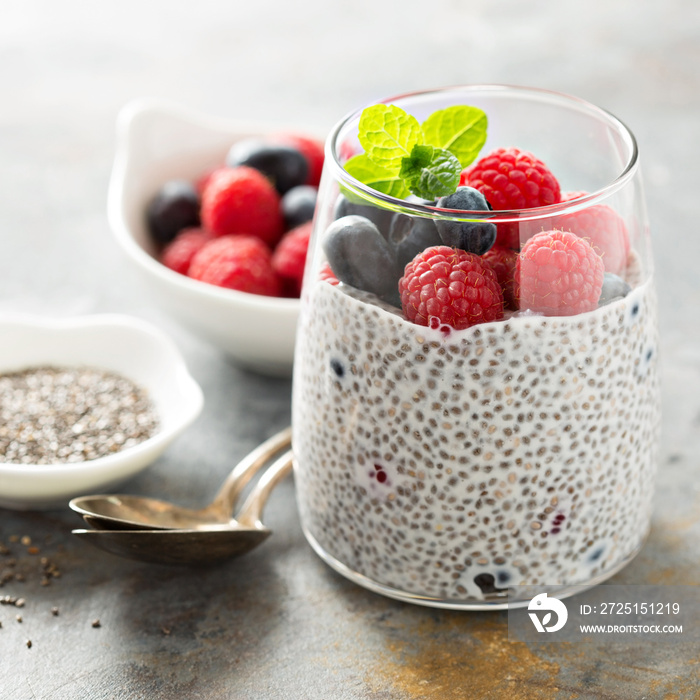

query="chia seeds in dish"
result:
[292,271,660,605]
[0,366,159,465]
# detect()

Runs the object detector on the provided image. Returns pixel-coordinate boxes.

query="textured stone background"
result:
[0,1,698,697]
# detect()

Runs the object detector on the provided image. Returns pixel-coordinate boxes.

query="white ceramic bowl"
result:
[107,98,305,377]
[0,313,203,510]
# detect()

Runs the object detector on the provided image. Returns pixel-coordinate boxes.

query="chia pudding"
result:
[291,85,660,607]
[292,271,659,605]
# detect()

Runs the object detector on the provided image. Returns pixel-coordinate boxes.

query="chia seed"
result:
[0,365,159,464]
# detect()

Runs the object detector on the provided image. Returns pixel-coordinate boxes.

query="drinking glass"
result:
[292,85,659,609]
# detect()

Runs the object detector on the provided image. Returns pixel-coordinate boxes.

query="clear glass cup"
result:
[291,85,660,609]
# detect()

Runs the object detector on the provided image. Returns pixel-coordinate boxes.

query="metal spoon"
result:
[72,450,294,565]
[69,427,291,531]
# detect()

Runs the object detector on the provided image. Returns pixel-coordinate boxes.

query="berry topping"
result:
[517,229,605,316]
[589,546,605,562]
[276,134,325,187]
[388,212,442,270]
[473,573,508,595]
[329,358,344,377]
[333,194,394,239]
[551,512,566,534]
[322,215,400,297]
[281,185,317,230]
[460,147,561,210]
[226,139,308,195]
[160,228,214,275]
[555,191,630,275]
[399,245,504,330]
[319,262,340,286]
[271,221,313,297]
[435,186,496,255]
[370,464,389,484]
[200,166,283,246]
[146,180,200,245]
[188,235,280,296]
[481,245,518,310]
[599,272,632,306]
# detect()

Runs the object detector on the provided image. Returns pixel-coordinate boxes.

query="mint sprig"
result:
[344,154,409,198]
[345,103,487,200]
[421,105,487,168]
[358,104,422,171]
[399,145,461,200]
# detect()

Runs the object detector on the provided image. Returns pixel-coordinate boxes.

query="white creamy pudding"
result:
[292,274,659,604]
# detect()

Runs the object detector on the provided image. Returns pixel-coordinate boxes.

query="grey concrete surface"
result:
[0,1,699,698]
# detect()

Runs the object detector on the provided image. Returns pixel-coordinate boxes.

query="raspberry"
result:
[481,245,518,310]
[461,147,561,249]
[461,147,561,210]
[271,221,313,297]
[517,229,605,316]
[188,235,281,296]
[160,227,214,275]
[195,167,228,197]
[319,262,340,285]
[276,134,325,187]
[399,246,504,330]
[200,166,283,246]
[555,191,630,275]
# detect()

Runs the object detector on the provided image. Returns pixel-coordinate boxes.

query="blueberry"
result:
[330,358,345,378]
[226,139,308,194]
[322,215,400,297]
[388,213,442,271]
[473,573,508,594]
[435,186,496,255]
[599,272,632,306]
[589,546,605,562]
[496,571,511,585]
[333,194,394,239]
[379,286,402,310]
[146,180,200,245]
[282,185,317,229]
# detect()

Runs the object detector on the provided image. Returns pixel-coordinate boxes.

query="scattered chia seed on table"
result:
[0,365,159,464]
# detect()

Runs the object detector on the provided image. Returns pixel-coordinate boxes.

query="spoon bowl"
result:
[72,527,272,565]
[72,449,294,565]
[70,427,291,530]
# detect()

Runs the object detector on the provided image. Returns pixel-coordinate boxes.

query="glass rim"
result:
[326,84,639,223]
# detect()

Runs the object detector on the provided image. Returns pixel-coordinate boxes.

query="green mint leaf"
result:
[358,104,423,173]
[399,144,461,199]
[421,105,487,168]
[344,154,410,198]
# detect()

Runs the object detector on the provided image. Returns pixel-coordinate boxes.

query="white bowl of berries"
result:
[107,98,325,377]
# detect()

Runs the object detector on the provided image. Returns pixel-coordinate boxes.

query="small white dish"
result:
[107,98,307,377]
[0,313,203,510]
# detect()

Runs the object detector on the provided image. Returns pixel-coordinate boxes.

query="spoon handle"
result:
[236,450,294,527]
[208,427,292,519]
